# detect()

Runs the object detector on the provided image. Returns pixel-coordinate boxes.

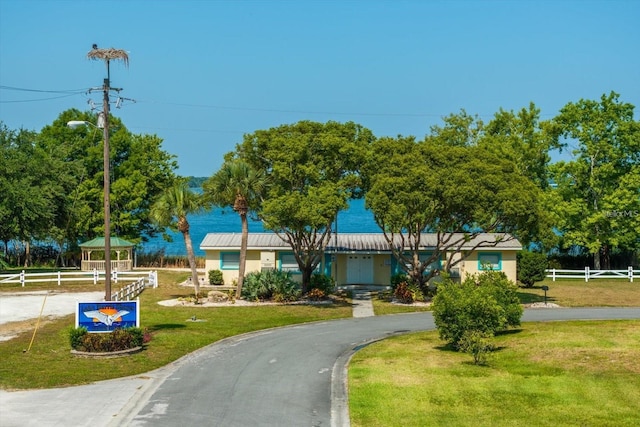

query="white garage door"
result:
[346,255,374,284]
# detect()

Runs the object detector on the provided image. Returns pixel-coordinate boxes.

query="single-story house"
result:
[200,232,522,286]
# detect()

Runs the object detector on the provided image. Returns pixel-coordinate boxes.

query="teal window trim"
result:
[220,251,240,270]
[478,252,502,271]
[279,252,301,274]
[324,254,332,277]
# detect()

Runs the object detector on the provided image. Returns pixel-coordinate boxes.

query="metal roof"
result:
[79,237,136,248]
[200,232,522,252]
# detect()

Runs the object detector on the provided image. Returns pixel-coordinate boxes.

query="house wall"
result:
[204,248,519,287]
[205,249,262,286]
[459,250,518,282]
[205,249,305,285]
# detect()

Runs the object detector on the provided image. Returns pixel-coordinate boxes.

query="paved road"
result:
[2,308,639,427]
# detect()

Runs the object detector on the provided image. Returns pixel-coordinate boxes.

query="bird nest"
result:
[87,47,129,66]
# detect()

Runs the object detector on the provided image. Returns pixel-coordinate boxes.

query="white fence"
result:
[111,277,148,301]
[546,267,639,282]
[0,269,158,290]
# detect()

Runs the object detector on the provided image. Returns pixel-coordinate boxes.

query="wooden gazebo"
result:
[79,237,134,272]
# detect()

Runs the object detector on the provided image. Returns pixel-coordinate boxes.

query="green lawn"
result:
[0,270,353,390]
[1,274,638,396]
[517,278,640,307]
[349,320,640,427]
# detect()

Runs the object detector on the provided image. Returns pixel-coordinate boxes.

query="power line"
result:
[0,85,89,103]
[0,85,88,93]
[0,84,556,118]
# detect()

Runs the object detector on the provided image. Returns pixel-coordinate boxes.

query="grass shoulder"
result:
[0,270,352,390]
[349,320,640,427]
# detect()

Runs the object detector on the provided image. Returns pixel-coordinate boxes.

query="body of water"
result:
[142,198,379,256]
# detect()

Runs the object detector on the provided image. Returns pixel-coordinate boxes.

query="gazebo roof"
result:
[79,237,135,249]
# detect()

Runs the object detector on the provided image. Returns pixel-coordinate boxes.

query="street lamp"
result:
[67,112,112,301]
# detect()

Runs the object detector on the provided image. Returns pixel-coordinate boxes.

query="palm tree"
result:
[204,160,266,298]
[151,181,203,301]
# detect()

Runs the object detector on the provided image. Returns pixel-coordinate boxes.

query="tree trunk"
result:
[593,250,601,270]
[601,244,611,270]
[182,229,200,302]
[23,241,30,268]
[301,267,313,294]
[237,213,248,299]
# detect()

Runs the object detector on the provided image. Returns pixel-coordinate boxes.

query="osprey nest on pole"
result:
[87,45,130,67]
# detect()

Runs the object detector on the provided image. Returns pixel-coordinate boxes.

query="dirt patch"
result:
[0,317,58,342]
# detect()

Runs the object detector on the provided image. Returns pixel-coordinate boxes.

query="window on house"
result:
[478,252,502,271]
[403,253,441,274]
[279,253,299,272]
[220,252,240,270]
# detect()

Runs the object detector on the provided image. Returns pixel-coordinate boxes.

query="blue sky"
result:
[1,0,639,177]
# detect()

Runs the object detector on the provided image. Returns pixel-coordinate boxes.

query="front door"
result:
[346,255,374,284]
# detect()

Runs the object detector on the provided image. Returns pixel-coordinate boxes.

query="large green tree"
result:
[38,109,178,258]
[363,134,542,290]
[150,181,204,300]
[482,103,557,190]
[232,120,375,291]
[0,123,68,266]
[547,92,640,269]
[203,159,267,298]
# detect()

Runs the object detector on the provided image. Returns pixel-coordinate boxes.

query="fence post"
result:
[552,268,556,282]
[585,266,589,282]
[57,271,61,286]
[113,269,118,284]
[93,268,98,285]
[20,270,25,287]
[630,266,634,283]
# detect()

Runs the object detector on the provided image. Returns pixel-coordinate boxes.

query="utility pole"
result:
[87,45,129,301]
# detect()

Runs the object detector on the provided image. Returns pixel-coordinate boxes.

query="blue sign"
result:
[76,301,139,332]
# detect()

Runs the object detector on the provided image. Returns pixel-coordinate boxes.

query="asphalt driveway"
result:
[2,308,639,427]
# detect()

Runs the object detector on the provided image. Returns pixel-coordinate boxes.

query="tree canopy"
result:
[0,109,178,265]
[203,159,267,297]
[231,120,375,290]
[2,92,638,274]
[363,132,543,288]
[546,92,640,269]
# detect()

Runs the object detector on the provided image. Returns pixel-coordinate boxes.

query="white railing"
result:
[111,277,147,301]
[81,259,132,272]
[0,269,158,289]
[546,266,639,282]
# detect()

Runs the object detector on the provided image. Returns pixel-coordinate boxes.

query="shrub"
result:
[271,274,302,303]
[394,281,424,303]
[241,270,301,302]
[208,269,224,285]
[394,281,414,303]
[307,288,326,301]
[517,251,548,287]
[390,273,409,289]
[458,330,494,365]
[432,271,522,348]
[69,327,146,352]
[309,273,335,295]
[69,326,87,349]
